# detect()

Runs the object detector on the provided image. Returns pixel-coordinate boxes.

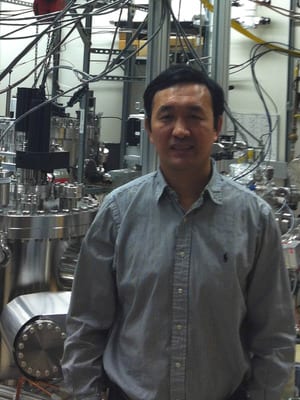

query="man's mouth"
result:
[170,143,193,151]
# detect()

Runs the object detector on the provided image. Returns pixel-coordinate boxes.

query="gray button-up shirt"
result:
[62,163,295,400]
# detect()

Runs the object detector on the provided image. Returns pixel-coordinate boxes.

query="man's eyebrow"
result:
[187,104,203,112]
[157,104,203,113]
[156,105,173,113]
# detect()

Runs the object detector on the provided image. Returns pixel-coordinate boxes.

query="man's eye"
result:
[160,114,172,120]
[190,114,202,120]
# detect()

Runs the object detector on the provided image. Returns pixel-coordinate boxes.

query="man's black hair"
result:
[143,64,225,130]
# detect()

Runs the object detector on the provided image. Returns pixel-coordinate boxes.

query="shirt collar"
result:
[204,160,224,205]
[154,169,169,202]
[153,160,224,205]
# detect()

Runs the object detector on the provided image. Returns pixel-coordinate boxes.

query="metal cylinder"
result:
[0,206,97,309]
[0,291,70,380]
[0,170,11,207]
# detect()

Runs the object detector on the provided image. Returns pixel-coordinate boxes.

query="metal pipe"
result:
[285,0,297,162]
[142,0,170,175]
[210,0,231,134]
[78,7,93,183]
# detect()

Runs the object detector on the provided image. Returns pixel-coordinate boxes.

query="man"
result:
[62,64,295,400]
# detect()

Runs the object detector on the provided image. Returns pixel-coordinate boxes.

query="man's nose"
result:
[172,119,190,138]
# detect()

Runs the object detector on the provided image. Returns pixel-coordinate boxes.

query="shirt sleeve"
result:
[245,204,296,400]
[61,195,118,400]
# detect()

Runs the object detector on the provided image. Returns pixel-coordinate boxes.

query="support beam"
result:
[285,0,298,162]
[77,6,93,183]
[210,1,231,107]
[142,0,170,175]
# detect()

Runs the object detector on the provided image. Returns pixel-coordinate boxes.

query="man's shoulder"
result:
[105,172,156,204]
[219,174,272,211]
[113,172,156,192]
[220,174,253,194]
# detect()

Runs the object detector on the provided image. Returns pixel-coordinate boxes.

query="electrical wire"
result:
[164,0,263,171]
[0,14,84,40]
[0,0,292,176]
[0,0,163,126]
[164,0,208,74]
[0,16,80,95]
[0,2,135,97]
[0,0,129,89]
[250,47,273,160]
[0,0,77,83]
[0,1,146,93]
[249,0,300,21]
[0,0,166,141]
[200,0,300,57]
[0,0,130,40]
[169,1,288,175]
[229,41,296,178]
[248,42,294,163]
[199,0,300,181]
[104,3,125,69]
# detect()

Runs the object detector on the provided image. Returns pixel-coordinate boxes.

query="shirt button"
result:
[176,324,183,330]
[178,288,183,294]
[175,362,181,368]
[179,251,185,257]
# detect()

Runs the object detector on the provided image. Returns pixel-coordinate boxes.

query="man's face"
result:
[146,83,222,178]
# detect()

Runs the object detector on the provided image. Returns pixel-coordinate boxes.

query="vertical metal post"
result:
[142,0,170,175]
[5,74,12,118]
[210,0,231,134]
[119,5,135,168]
[285,0,297,162]
[52,25,62,97]
[78,8,92,183]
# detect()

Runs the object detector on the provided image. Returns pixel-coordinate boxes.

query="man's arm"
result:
[245,205,295,400]
[62,197,118,399]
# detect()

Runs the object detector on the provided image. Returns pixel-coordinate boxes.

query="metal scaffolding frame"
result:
[142,0,170,174]
[141,0,232,173]
[0,0,232,177]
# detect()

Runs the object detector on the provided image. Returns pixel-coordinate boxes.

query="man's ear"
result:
[214,116,223,141]
[145,117,154,144]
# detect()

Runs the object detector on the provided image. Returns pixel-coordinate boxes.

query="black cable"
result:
[0,13,81,95]
[0,2,158,141]
[249,43,283,161]
[249,0,300,20]
[0,0,123,93]
[104,2,126,69]
[231,40,294,181]
[84,1,167,85]
[165,0,208,73]
[230,39,299,182]
[0,0,76,82]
